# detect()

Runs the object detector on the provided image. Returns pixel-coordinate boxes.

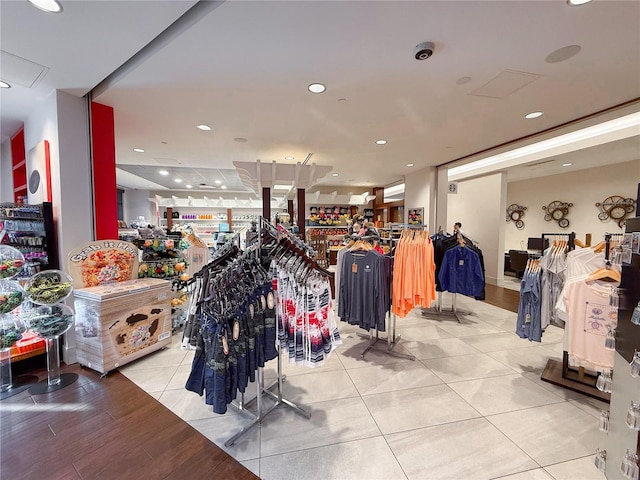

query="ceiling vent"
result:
[0,50,49,88]
[525,159,556,168]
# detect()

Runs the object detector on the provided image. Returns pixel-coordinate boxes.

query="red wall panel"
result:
[10,128,27,203]
[90,102,118,240]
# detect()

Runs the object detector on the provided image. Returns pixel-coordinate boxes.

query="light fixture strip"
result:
[448,112,640,177]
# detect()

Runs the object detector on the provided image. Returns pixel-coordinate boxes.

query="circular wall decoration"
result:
[595,195,636,228]
[542,200,573,229]
[506,204,527,230]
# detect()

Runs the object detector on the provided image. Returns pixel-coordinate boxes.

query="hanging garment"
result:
[272,258,341,367]
[391,230,436,318]
[516,269,542,342]
[561,279,617,372]
[339,249,389,331]
[540,247,567,329]
[438,245,484,297]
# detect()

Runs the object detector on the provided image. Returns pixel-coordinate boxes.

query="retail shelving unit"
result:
[0,202,59,273]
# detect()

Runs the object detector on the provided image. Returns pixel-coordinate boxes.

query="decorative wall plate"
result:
[542,200,572,229]
[506,204,527,230]
[595,195,636,228]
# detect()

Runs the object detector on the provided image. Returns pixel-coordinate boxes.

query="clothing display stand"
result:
[225,216,310,447]
[422,291,474,323]
[540,231,610,402]
[357,312,416,361]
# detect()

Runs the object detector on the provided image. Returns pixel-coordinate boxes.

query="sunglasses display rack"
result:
[597,216,640,479]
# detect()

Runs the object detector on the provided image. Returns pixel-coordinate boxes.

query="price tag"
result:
[352,263,358,273]
[458,260,464,266]
[525,313,531,324]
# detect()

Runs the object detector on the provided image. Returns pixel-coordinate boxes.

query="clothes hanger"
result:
[587,262,621,283]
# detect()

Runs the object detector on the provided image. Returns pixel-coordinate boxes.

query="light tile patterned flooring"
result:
[119,292,607,480]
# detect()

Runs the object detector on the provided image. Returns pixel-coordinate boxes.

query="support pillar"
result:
[262,187,271,221]
[297,188,305,238]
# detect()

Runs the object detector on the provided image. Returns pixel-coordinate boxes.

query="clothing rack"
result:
[357,312,416,361]
[540,231,612,402]
[225,216,311,446]
[276,223,317,257]
[422,233,477,323]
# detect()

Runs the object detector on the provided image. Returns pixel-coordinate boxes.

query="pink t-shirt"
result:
[562,280,617,372]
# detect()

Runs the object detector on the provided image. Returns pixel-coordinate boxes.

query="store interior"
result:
[1,1,640,480]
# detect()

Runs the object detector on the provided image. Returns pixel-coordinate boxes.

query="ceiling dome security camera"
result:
[414,41,435,60]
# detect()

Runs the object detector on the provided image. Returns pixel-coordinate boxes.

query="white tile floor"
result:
[119,293,608,480]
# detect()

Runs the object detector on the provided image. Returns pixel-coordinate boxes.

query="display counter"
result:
[73,278,172,374]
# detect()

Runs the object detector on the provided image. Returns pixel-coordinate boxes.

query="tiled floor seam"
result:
[425,368,521,385]
[256,432,385,461]
[487,466,548,480]
[357,390,410,480]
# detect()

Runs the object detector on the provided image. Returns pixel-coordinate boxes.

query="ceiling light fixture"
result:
[28,0,63,13]
[186,184,193,188]
[159,170,169,176]
[214,180,222,185]
[308,83,326,94]
[0,81,10,88]
[284,156,295,160]
[331,173,339,177]
[220,185,227,190]
[133,148,145,153]
[448,111,640,179]
[234,137,248,143]
[567,0,592,5]
[174,178,183,183]
[376,140,387,145]
[197,124,212,131]
[562,163,573,167]
[406,163,414,167]
[273,184,292,190]
[525,112,544,119]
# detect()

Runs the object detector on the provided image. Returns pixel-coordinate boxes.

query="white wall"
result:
[24,90,93,365]
[0,139,12,202]
[404,166,437,229]
[505,159,640,250]
[122,187,154,225]
[447,172,507,286]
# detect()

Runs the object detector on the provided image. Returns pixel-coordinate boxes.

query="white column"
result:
[24,90,93,364]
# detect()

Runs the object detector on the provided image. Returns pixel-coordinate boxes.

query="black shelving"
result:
[0,201,59,272]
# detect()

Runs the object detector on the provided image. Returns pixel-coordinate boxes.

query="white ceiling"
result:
[2,0,639,192]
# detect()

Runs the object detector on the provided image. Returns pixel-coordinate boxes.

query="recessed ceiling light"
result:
[133,148,145,153]
[175,178,183,183]
[376,140,387,145]
[406,163,414,167]
[0,81,10,89]
[186,184,193,188]
[285,156,295,160]
[234,137,248,143]
[159,170,169,176]
[567,0,591,5]
[308,83,326,94]
[273,184,292,190]
[562,163,573,167]
[331,173,339,177]
[28,0,63,13]
[220,185,227,190]
[456,76,472,85]
[525,111,544,119]
[197,124,212,131]
[214,180,222,185]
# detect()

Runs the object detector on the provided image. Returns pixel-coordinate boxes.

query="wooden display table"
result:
[73,278,172,374]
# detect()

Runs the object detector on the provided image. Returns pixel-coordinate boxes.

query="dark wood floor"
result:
[0,363,258,480]
[483,283,520,313]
